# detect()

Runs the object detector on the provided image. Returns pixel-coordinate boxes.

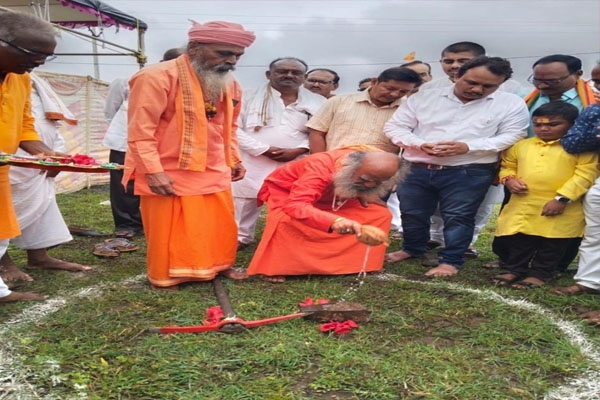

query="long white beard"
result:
[191,60,232,102]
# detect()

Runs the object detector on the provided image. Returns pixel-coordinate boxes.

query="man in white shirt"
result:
[422,41,522,95]
[384,56,529,277]
[304,68,339,99]
[233,57,325,248]
[421,42,522,257]
[103,77,142,238]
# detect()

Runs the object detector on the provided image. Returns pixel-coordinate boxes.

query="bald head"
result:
[356,152,401,183]
[334,151,404,201]
[162,47,184,61]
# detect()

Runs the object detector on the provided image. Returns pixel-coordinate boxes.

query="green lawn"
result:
[1,185,600,400]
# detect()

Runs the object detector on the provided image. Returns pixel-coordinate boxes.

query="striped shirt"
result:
[305,89,403,154]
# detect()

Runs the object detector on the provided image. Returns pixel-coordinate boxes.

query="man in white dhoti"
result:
[0,74,91,285]
[232,57,325,248]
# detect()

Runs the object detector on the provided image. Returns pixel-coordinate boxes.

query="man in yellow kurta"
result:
[0,12,62,302]
[124,21,255,290]
[492,102,599,289]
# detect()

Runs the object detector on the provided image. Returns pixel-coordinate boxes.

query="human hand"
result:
[505,178,528,194]
[420,143,439,156]
[266,147,307,162]
[432,141,469,156]
[231,163,246,181]
[146,172,176,196]
[541,199,567,216]
[330,218,362,235]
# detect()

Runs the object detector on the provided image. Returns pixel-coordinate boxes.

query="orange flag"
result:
[403,51,416,61]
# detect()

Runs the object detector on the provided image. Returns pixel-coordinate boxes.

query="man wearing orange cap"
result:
[124,20,256,290]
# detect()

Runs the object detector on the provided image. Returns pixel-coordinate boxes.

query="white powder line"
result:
[372,273,600,399]
[2,273,600,399]
[0,274,146,400]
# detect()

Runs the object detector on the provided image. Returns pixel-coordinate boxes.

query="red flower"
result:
[299,297,330,307]
[204,306,224,324]
[70,154,100,166]
[299,297,314,307]
[318,320,359,335]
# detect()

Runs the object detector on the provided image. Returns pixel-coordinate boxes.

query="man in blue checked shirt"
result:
[553,102,600,326]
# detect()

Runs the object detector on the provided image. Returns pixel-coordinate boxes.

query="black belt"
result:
[410,162,498,170]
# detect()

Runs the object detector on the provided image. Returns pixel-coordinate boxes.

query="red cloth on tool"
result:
[319,320,359,335]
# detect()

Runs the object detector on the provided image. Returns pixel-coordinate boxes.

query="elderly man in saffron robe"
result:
[123,21,255,290]
[246,146,405,283]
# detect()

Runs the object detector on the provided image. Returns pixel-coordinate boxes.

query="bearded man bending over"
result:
[123,20,255,290]
[246,147,404,283]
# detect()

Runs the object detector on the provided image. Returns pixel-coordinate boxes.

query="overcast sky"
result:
[38,0,600,94]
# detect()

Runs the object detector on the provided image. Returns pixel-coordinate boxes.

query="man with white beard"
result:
[246,147,404,283]
[123,20,255,290]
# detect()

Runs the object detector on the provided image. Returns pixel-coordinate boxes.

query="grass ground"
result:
[1,185,600,400]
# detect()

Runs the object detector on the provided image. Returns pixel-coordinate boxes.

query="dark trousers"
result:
[398,164,495,268]
[492,186,581,271]
[501,233,572,281]
[109,150,142,233]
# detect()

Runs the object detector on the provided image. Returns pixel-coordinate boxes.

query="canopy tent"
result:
[0,0,148,68]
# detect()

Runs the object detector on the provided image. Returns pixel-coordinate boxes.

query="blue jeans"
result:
[397,164,495,268]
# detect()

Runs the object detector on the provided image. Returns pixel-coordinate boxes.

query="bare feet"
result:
[262,275,286,283]
[424,263,459,277]
[490,273,521,287]
[0,264,34,284]
[0,291,47,302]
[220,268,248,280]
[580,310,600,326]
[384,250,412,263]
[27,258,92,272]
[511,277,544,290]
[27,250,92,271]
[553,284,600,296]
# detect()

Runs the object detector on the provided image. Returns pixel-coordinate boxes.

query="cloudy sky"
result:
[38,0,600,94]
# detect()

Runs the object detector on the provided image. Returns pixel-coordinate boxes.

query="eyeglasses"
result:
[0,38,56,61]
[306,79,333,85]
[527,74,573,86]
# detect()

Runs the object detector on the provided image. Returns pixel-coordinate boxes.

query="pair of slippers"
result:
[93,238,139,258]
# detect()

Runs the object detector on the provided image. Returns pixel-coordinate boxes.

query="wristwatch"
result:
[554,195,571,204]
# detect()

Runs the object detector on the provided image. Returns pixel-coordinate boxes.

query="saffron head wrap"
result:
[188,20,256,47]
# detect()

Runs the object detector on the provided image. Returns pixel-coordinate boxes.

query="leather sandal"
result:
[93,243,120,258]
[104,238,139,252]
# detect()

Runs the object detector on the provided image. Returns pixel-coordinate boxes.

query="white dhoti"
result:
[0,239,11,298]
[10,177,72,249]
[9,75,74,250]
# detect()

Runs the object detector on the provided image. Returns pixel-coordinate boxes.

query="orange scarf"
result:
[175,55,235,171]
[524,78,596,109]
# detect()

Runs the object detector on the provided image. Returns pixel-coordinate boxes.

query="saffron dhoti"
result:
[141,191,237,287]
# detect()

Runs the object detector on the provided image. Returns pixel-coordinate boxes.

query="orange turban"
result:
[188,20,256,48]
